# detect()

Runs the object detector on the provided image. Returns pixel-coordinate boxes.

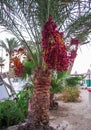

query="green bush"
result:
[15,90,32,118]
[62,86,80,102]
[50,71,67,94]
[0,100,24,129]
[0,85,33,129]
[65,76,83,87]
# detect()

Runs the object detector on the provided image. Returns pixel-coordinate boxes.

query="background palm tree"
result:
[0,38,20,71]
[0,38,20,96]
[0,1,91,129]
[0,38,19,58]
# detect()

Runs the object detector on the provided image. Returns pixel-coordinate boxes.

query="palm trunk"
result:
[31,67,51,126]
[17,67,56,130]
[49,93,58,110]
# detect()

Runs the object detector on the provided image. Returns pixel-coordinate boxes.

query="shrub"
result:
[0,85,33,129]
[0,100,24,129]
[65,76,83,87]
[62,86,80,102]
[15,90,31,118]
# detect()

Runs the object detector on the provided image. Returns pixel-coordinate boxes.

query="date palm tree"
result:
[0,1,91,129]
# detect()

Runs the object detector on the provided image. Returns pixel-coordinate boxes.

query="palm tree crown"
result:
[0,0,91,67]
[0,38,20,57]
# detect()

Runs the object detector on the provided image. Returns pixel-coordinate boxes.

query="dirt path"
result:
[50,89,91,130]
[7,89,91,130]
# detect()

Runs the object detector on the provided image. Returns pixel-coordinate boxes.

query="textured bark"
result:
[49,93,58,110]
[17,67,57,130]
[31,67,51,126]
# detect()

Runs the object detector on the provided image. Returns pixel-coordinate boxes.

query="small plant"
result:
[62,86,80,102]
[65,76,83,87]
[0,99,24,129]
[61,76,82,102]
[50,71,67,110]
[0,83,33,129]
[15,83,33,118]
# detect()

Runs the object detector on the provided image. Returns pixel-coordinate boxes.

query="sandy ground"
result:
[7,88,91,130]
[50,88,91,130]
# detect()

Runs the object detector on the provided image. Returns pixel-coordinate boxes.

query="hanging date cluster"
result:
[10,48,26,77]
[68,38,79,65]
[42,16,69,71]
[10,56,24,77]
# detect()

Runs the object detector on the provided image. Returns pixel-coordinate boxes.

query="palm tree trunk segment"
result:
[31,67,51,126]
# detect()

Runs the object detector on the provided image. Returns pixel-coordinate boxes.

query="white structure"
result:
[0,84,9,100]
[0,77,27,100]
[87,89,91,109]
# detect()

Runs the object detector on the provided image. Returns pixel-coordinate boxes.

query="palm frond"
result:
[0,0,91,67]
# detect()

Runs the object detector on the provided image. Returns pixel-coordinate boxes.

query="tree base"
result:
[17,122,56,130]
[49,101,58,110]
